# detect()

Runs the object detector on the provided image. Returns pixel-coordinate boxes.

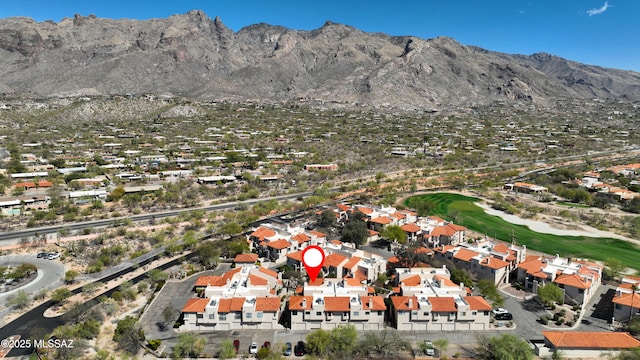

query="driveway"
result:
[138,263,231,341]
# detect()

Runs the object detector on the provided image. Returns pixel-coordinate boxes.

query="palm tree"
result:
[630,284,639,322]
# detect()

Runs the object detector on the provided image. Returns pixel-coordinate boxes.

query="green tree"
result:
[218,339,237,359]
[474,334,534,360]
[613,347,640,360]
[7,289,30,309]
[64,269,80,284]
[113,316,144,354]
[306,325,357,359]
[318,209,337,228]
[450,268,474,288]
[221,221,243,237]
[51,288,72,304]
[537,283,564,307]
[477,280,504,307]
[194,241,220,268]
[341,211,369,246]
[306,329,331,358]
[380,225,407,244]
[605,257,626,281]
[433,338,449,357]
[355,330,409,359]
[171,333,206,359]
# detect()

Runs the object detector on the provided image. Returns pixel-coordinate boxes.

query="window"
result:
[472,311,477,315]
[578,289,584,294]
[423,312,429,316]
[316,312,322,316]
[209,314,214,320]
[615,304,622,310]
[365,311,370,315]
[235,313,241,319]
[219,313,226,320]
[353,311,360,316]
[197,314,203,319]
[461,312,466,316]
[292,311,298,315]
[305,311,311,315]
[378,311,383,315]
[257,312,263,318]
[246,313,252,319]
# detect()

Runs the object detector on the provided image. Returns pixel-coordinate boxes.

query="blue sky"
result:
[2,0,639,72]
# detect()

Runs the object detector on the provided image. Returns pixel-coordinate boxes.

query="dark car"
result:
[262,341,271,349]
[495,312,513,320]
[294,341,305,356]
[36,252,48,258]
[283,342,292,356]
[233,339,240,354]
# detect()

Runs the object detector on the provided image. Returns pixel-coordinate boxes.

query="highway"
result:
[0,191,312,245]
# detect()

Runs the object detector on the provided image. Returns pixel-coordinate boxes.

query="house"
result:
[516,255,602,306]
[534,331,640,359]
[389,267,492,331]
[612,275,640,323]
[288,278,385,330]
[233,253,259,267]
[425,223,466,247]
[180,267,282,331]
[0,195,50,216]
[304,164,338,171]
[432,244,513,285]
[248,223,327,265]
[504,182,548,194]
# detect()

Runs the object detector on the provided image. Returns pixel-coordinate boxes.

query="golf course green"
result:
[404,192,640,271]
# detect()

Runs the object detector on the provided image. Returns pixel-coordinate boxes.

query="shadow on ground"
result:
[590,288,615,321]
[520,297,546,313]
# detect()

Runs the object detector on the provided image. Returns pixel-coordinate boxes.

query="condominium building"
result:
[516,255,603,306]
[181,266,283,330]
[389,267,493,331]
[613,276,640,323]
[288,278,385,330]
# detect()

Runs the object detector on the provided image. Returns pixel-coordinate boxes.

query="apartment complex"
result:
[516,255,603,306]
[181,266,283,330]
[248,223,327,265]
[612,275,640,323]
[389,267,493,331]
[288,278,385,330]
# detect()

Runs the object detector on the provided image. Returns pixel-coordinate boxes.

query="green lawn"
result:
[405,193,640,270]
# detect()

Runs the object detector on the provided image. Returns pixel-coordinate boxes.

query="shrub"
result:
[555,319,565,326]
[147,339,162,351]
[539,316,549,325]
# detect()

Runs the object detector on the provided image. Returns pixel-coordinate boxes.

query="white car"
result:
[492,308,508,315]
[47,252,61,260]
[249,342,258,355]
[424,340,435,356]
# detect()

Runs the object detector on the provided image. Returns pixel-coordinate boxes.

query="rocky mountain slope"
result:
[1,10,639,109]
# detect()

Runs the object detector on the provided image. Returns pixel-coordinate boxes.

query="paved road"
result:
[0,192,313,245]
[139,263,232,341]
[0,254,65,307]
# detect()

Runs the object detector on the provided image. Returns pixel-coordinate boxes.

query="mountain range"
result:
[1,10,639,109]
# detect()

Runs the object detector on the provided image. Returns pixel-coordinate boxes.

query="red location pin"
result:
[302,245,325,282]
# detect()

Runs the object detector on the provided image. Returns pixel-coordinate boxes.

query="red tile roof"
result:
[400,275,422,287]
[234,253,259,263]
[493,243,510,254]
[613,293,640,308]
[554,273,590,290]
[15,182,36,188]
[465,296,493,311]
[250,226,276,240]
[266,239,291,250]
[357,207,374,215]
[308,230,327,238]
[434,275,457,287]
[182,298,209,313]
[543,331,640,349]
[336,204,351,212]
[391,296,418,310]
[371,216,393,225]
[345,278,365,287]
[361,296,386,311]
[286,251,302,262]
[324,297,351,312]
[453,248,478,262]
[429,297,457,312]
[258,266,278,279]
[255,297,281,312]
[368,229,379,236]
[37,180,53,187]
[324,253,347,268]
[248,274,268,286]
[388,256,400,263]
[292,233,311,244]
[194,275,221,287]
[480,257,510,270]
[401,223,421,233]
[518,256,546,275]
[343,256,361,270]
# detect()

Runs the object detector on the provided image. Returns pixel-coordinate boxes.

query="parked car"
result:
[233,339,240,354]
[294,341,305,356]
[262,341,271,349]
[283,342,292,356]
[47,252,61,260]
[424,340,435,356]
[495,312,513,320]
[492,308,508,315]
[249,342,258,355]
[36,252,48,258]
